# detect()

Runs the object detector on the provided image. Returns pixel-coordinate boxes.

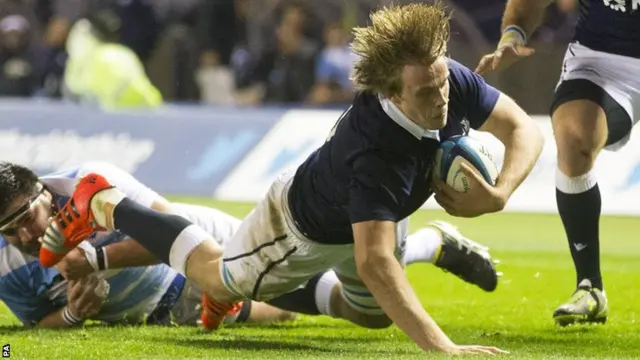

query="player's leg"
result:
[402,226,442,265]
[265,220,500,320]
[550,80,631,325]
[237,301,298,324]
[406,221,499,292]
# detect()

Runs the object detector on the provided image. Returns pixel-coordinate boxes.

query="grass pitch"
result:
[1,197,639,359]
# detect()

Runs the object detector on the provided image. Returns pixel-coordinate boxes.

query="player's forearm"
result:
[104,239,160,269]
[37,307,83,328]
[495,118,544,197]
[358,255,454,352]
[501,0,553,39]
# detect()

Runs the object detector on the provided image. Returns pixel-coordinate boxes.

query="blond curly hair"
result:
[350,2,451,96]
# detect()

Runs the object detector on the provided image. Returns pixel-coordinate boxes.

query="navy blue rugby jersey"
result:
[573,0,640,58]
[288,60,500,244]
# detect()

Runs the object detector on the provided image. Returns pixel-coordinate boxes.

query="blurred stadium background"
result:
[0,0,579,110]
[0,0,639,359]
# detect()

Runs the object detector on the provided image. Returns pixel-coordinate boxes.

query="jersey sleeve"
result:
[76,161,161,208]
[347,152,416,223]
[448,60,500,129]
[0,276,59,326]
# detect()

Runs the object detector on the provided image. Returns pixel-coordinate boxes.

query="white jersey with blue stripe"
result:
[0,162,177,325]
[0,240,66,324]
[0,234,178,325]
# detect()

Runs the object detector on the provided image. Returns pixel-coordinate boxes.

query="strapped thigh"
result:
[331,219,409,315]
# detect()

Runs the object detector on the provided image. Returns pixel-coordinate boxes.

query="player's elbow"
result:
[352,220,398,281]
[515,114,545,157]
[355,249,395,284]
[494,105,545,157]
[530,120,545,154]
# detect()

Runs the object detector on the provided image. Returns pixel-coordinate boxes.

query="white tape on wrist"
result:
[78,241,100,272]
[62,306,83,325]
[500,25,527,46]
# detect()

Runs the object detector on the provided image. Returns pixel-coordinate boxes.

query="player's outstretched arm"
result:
[475,0,553,74]
[352,220,507,355]
[37,307,81,328]
[57,239,162,281]
[501,0,553,41]
[480,93,544,204]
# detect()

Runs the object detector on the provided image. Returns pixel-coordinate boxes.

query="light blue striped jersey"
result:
[0,162,181,325]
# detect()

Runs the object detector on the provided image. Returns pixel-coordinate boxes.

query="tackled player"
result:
[0,161,293,327]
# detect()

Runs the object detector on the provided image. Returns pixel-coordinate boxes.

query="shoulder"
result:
[351,92,383,116]
[447,59,479,92]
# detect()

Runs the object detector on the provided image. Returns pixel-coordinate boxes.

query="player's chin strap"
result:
[77,241,109,272]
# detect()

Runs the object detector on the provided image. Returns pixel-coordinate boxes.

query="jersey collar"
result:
[378,95,440,141]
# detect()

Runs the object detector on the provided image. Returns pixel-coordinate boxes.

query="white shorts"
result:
[221,170,408,313]
[555,42,640,150]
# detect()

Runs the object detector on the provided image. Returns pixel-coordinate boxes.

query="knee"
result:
[555,131,598,176]
[332,287,393,329]
[359,314,393,329]
[553,109,606,176]
[184,241,241,302]
[345,309,393,329]
[555,124,599,161]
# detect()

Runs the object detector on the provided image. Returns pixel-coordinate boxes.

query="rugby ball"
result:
[433,135,499,193]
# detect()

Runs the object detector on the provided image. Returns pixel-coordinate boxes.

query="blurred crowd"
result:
[0,0,579,110]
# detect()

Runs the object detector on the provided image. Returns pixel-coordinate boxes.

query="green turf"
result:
[1,197,639,359]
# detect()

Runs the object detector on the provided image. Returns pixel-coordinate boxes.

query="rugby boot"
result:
[201,293,241,331]
[39,173,124,267]
[553,279,608,326]
[430,221,499,292]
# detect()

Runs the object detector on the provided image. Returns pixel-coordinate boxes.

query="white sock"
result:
[403,228,442,265]
[315,271,339,317]
[555,168,597,194]
[168,224,210,276]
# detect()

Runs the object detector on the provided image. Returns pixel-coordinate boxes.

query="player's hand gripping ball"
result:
[433,135,499,193]
[432,135,505,218]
